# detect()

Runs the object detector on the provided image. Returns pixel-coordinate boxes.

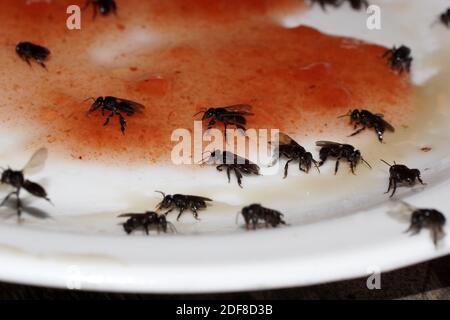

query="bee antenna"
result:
[83,97,96,103]
[155,190,166,198]
[198,150,213,164]
[362,158,372,169]
[380,159,392,167]
[337,110,352,118]
[193,109,207,117]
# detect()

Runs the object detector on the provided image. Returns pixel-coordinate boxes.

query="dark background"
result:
[0,254,449,300]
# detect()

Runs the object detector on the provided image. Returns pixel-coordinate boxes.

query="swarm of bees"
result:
[3,3,446,249]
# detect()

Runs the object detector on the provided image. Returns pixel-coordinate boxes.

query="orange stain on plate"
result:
[0,0,411,163]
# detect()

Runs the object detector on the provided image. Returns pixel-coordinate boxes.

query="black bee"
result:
[194,104,253,133]
[202,150,260,188]
[381,160,425,198]
[0,148,51,218]
[339,109,395,143]
[396,201,446,246]
[118,211,174,235]
[84,0,117,19]
[86,96,144,134]
[383,45,413,74]
[240,204,286,230]
[155,191,212,221]
[436,8,450,28]
[271,133,319,178]
[310,0,368,10]
[316,141,371,174]
[16,42,50,69]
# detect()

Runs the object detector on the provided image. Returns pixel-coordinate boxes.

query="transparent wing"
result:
[116,98,145,112]
[23,147,48,174]
[187,195,213,202]
[386,200,415,223]
[118,213,145,218]
[315,140,341,147]
[379,117,395,132]
[222,104,253,115]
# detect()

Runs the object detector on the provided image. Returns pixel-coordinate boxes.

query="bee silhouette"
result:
[1,148,52,219]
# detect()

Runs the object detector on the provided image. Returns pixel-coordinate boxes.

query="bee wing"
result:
[378,117,395,132]
[187,195,213,202]
[222,104,253,115]
[116,98,145,112]
[387,200,415,223]
[118,213,145,218]
[315,141,341,147]
[23,147,48,174]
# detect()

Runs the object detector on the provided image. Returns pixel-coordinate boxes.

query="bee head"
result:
[350,109,361,121]
[87,97,104,113]
[203,108,216,120]
[155,191,172,209]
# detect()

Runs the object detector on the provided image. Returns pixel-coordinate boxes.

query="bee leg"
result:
[385,177,393,194]
[417,176,425,185]
[37,59,47,70]
[111,1,117,15]
[164,208,173,216]
[207,119,216,131]
[103,112,114,126]
[334,158,341,175]
[299,159,308,173]
[190,207,200,220]
[16,190,22,219]
[349,127,366,137]
[176,207,185,221]
[390,179,397,198]
[283,159,293,179]
[226,167,231,183]
[0,191,17,207]
[144,223,149,235]
[216,164,224,172]
[233,168,243,188]
[252,216,258,230]
[117,113,127,134]
[92,3,97,20]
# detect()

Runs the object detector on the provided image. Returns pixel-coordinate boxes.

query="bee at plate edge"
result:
[155,191,212,221]
[118,211,175,235]
[0,148,52,219]
[201,150,260,188]
[381,160,425,198]
[240,204,286,230]
[316,141,371,175]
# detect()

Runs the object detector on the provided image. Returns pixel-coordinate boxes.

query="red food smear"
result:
[0,0,411,163]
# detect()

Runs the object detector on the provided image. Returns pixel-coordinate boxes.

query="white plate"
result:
[0,0,449,293]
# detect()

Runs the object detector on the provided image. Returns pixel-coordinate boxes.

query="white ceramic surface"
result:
[0,0,449,293]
